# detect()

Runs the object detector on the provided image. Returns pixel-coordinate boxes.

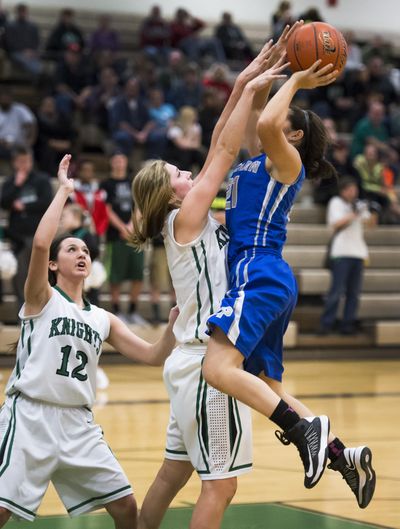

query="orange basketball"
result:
[286,22,348,75]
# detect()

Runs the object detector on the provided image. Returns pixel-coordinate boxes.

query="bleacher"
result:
[0,6,399,356]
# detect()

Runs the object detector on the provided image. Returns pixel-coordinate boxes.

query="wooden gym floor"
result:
[1,358,399,529]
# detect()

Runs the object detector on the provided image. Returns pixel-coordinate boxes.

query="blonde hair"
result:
[176,106,197,132]
[129,160,178,248]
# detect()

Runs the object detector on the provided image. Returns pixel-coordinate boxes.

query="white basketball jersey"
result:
[163,210,229,344]
[6,287,110,407]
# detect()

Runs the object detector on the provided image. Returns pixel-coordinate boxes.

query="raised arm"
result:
[194,40,276,184]
[24,155,73,314]
[257,61,338,184]
[106,306,178,366]
[245,22,303,157]
[175,63,288,243]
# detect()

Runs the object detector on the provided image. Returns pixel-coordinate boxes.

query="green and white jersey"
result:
[163,210,229,345]
[6,286,110,407]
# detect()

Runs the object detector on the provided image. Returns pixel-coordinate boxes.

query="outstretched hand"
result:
[237,40,275,84]
[291,60,338,90]
[57,154,74,193]
[270,20,304,66]
[247,54,289,93]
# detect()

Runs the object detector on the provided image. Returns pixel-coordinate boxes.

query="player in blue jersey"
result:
[203,59,376,507]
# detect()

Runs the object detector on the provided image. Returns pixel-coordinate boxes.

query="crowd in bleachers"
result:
[0,1,399,326]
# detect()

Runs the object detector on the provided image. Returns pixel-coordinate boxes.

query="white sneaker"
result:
[96,367,109,390]
[128,312,150,327]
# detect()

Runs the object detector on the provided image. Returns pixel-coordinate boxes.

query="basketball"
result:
[286,22,348,75]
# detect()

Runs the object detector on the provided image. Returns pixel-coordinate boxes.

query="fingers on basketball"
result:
[286,21,348,78]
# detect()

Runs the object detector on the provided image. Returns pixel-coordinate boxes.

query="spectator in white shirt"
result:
[318,177,377,335]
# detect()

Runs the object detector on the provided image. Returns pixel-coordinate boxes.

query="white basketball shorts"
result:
[163,345,253,480]
[0,393,132,521]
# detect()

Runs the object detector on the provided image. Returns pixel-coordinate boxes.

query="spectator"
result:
[169,8,225,64]
[157,49,187,95]
[0,146,52,307]
[202,62,232,104]
[363,55,398,106]
[53,45,93,116]
[109,76,155,158]
[214,12,254,63]
[198,87,224,149]
[350,101,389,159]
[167,105,205,171]
[71,159,109,238]
[353,143,400,223]
[343,31,363,72]
[0,1,7,87]
[0,90,36,160]
[362,35,394,65]
[34,95,75,175]
[271,1,293,42]
[100,152,147,325]
[0,0,7,34]
[299,6,324,23]
[3,3,43,78]
[147,87,177,158]
[45,8,85,59]
[166,62,204,110]
[80,66,120,149]
[318,177,376,335]
[139,5,171,63]
[89,14,120,54]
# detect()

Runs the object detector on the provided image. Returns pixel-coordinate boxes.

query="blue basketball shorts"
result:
[208,250,297,382]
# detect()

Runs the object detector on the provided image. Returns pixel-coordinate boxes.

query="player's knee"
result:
[159,460,193,489]
[0,507,12,527]
[106,494,137,526]
[202,477,237,505]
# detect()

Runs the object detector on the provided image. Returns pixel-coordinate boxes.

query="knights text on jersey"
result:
[5,287,110,407]
[225,154,305,264]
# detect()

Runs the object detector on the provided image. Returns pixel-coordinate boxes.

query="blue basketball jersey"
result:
[225,154,305,265]
[208,154,306,380]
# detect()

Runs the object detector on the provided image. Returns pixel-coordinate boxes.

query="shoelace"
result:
[328,461,358,491]
[275,430,290,445]
[340,465,358,490]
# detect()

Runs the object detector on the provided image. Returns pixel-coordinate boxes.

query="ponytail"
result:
[289,106,337,181]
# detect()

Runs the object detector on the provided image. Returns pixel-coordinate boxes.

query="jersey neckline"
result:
[53,285,91,311]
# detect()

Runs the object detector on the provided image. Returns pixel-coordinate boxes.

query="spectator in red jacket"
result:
[71,159,109,237]
[169,8,225,64]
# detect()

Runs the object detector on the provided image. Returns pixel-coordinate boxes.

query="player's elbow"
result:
[256,115,279,138]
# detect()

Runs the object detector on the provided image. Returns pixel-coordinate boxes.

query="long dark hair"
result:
[9,233,88,353]
[289,106,337,181]
[48,232,76,286]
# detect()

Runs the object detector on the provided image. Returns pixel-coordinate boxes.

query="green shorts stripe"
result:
[67,484,132,513]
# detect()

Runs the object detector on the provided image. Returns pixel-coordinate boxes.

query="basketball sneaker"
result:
[328,446,376,508]
[275,416,330,488]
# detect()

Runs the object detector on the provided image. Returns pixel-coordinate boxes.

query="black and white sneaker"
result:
[275,416,330,488]
[328,446,376,508]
